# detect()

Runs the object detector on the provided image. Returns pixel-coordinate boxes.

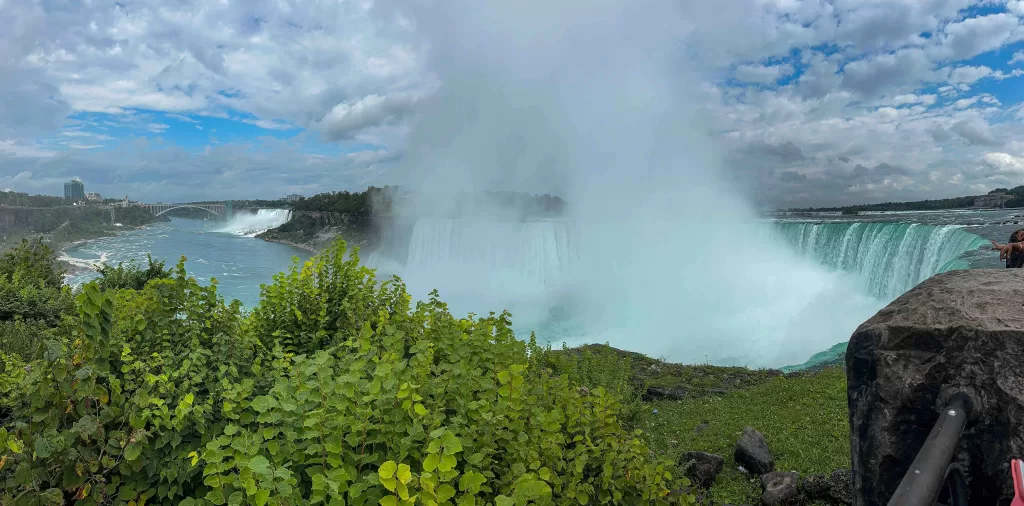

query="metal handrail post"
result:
[885,392,973,506]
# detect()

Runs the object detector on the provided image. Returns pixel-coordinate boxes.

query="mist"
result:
[369,0,886,367]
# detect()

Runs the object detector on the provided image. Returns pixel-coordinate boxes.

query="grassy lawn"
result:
[639,367,850,504]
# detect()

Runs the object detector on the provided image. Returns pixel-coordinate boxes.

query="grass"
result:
[545,344,851,503]
[640,367,850,504]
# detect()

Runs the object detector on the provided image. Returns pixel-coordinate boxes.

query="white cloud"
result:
[3,0,1024,206]
[241,118,293,131]
[734,63,795,84]
[933,13,1024,61]
[314,92,424,141]
[982,152,1024,174]
[885,94,937,107]
[167,114,199,123]
[948,65,993,84]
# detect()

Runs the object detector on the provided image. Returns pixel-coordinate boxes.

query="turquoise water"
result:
[63,217,310,308]
[59,208,1019,367]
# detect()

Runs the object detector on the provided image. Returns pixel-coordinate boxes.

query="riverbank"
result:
[553,344,850,505]
[256,235,318,253]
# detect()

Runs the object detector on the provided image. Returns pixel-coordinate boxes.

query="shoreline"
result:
[258,235,319,254]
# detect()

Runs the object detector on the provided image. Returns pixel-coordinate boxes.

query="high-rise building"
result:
[64,178,85,201]
[86,192,102,201]
[286,194,303,202]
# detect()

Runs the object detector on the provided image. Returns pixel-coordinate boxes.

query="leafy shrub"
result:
[96,254,173,291]
[0,240,691,505]
[542,345,645,427]
[0,238,73,362]
[0,238,66,290]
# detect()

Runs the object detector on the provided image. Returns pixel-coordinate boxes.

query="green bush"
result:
[96,254,173,291]
[0,240,691,505]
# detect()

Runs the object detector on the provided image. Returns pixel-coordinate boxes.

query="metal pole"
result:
[886,392,973,506]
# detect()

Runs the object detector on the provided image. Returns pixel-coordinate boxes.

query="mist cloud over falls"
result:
[373,0,888,367]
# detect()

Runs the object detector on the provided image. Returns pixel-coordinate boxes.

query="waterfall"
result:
[771,222,989,300]
[405,217,578,288]
[217,209,293,237]
[382,217,987,367]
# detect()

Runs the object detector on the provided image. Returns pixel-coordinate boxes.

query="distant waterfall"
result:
[404,217,578,288]
[771,222,989,299]
[217,209,293,237]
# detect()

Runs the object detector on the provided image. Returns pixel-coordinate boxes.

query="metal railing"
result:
[886,392,973,506]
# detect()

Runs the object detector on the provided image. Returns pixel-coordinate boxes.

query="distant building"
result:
[86,192,102,201]
[64,178,85,201]
[973,193,1013,208]
[286,194,303,202]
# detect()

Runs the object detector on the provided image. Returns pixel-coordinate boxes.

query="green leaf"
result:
[249,455,272,474]
[379,497,399,506]
[423,454,439,472]
[497,371,510,384]
[250,396,277,413]
[39,488,64,505]
[414,404,427,416]
[437,484,456,502]
[438,454,457,472]
[396,463,412,484]
[378,460,398,480]
[253,490,270,506]
[123,443,143,461]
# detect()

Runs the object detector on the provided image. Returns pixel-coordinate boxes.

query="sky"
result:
[2,0,1024,207]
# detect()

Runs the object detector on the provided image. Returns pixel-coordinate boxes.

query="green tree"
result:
[96,254,173,291]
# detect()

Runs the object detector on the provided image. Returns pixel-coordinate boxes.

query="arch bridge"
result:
[141,202,231,218]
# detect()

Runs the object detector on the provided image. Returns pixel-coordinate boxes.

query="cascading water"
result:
[405,217,578,288]
[384,217,988,368]
[217,209,293,237]
[772,222,989,299]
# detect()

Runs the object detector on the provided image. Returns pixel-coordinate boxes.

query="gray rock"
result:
[848,269,1024,506]
[679,451,724,488]
[645,385,688,400]
[734,427,774,475]
[802,470,852,505]
[761,471,800,506]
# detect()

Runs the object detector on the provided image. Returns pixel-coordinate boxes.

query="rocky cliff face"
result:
[847,269,1024,506]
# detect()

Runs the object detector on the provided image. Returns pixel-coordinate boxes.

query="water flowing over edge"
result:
[368,217,988,368]
[217,209,293,237]
[770,222,990,300]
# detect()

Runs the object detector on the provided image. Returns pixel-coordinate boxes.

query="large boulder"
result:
[679,451,724,488]
[735,427,775,475]
[847,269,1024,506]
[761,471,800,505]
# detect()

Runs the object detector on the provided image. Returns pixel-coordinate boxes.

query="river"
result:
[63,213,309,308]
[60,207,1024,368]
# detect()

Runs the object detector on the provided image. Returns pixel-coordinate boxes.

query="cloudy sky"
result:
[2,0,1024,207]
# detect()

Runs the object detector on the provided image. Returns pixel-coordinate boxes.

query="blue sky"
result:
[3,0,1024,207]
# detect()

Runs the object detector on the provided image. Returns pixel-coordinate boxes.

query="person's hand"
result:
[992,240,1012,261]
